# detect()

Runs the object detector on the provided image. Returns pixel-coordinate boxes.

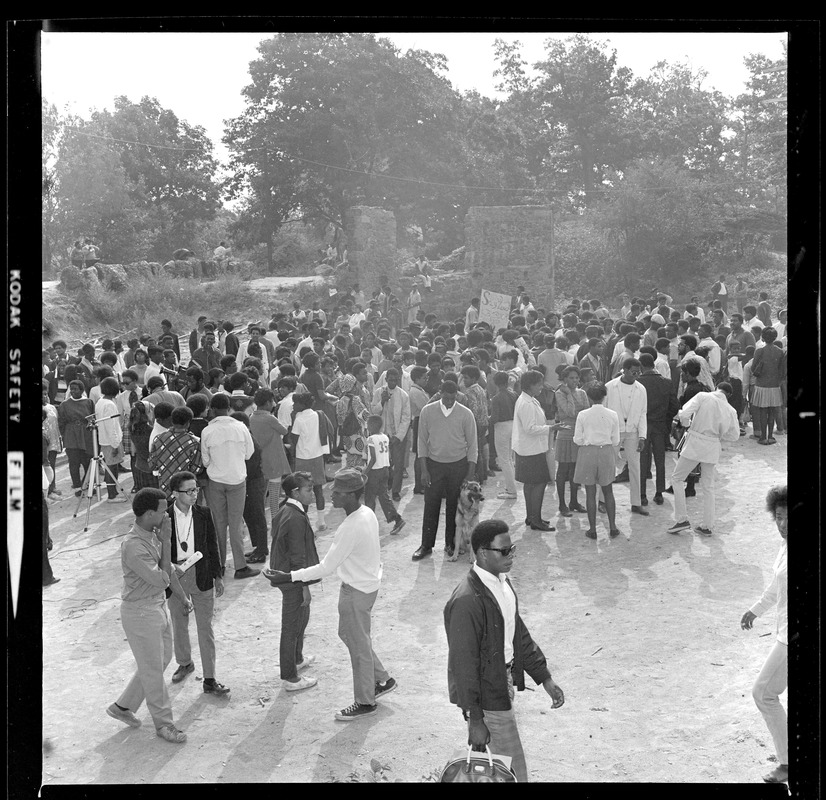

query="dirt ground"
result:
[42,431,787,784]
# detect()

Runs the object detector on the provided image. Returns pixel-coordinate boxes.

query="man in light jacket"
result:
[370,368,411,501]
[666,383,740,536]
[605,359,649,515]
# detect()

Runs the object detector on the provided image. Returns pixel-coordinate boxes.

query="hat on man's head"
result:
[332,468,366,494]
[650,314,666,326]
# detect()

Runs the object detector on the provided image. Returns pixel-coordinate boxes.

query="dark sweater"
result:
[638,371,680,432]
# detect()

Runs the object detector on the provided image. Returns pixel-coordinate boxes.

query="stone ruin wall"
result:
[340,206,398,294]
[464,206,553,295]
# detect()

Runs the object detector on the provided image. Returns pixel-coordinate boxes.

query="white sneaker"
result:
[283,675,318,692]
[297,655,316,671]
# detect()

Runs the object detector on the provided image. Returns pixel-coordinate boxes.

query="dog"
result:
[449,480,484,562]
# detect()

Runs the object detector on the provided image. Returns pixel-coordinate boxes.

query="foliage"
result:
[77,274,256,335]
[224,33,466,261]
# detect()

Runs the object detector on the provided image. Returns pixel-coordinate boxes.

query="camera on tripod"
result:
[84,411,121,430]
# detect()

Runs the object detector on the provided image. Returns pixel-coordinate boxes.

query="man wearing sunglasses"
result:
[165,471,230,696]
[444,519,565,782]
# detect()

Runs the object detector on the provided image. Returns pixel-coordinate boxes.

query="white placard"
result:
[478,289,512,333]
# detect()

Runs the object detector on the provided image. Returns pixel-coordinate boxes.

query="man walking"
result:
[106,488,192,743]
[412,380,478,560]
[666,383,740,536]
[444,519,565,782]
[264,468,397,720]
[166,471,230,696]
[200,393,259,579]
[605,359,649,516]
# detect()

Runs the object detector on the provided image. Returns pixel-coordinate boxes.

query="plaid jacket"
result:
[148,429,204,495]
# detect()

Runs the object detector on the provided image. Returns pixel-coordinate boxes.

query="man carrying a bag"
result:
[444,519,565,782]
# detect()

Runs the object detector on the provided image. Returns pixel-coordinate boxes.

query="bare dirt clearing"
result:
[42,435,786,784]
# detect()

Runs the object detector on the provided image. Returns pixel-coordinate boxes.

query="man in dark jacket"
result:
[268,471,321,692]
[166,470,230,695]
[443,519,565,782]
[637,353,680,506]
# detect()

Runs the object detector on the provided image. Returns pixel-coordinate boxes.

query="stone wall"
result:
[341,206,398,294]
[464,206,553,293]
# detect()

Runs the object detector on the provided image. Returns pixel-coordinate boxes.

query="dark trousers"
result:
[388,433,408,495]
[278,584,310,681]
[243,476,269,553]
[43,493,54,585]
[421,457,467,549]
[104,462,120,499]
[66,447,91,489]
[640,428,667,497]
[728,378,744,419]
[365,466,400,523]
[412,418,423,491]
[475,425,488,482]
[47,450,58,492]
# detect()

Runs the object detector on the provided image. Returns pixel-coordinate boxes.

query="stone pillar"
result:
[464,206,553,300]
[342,206,398,294]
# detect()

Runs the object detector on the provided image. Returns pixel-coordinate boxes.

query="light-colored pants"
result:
[168,567,216,679]
[616,431,641,506]
[206,479,247,571]
[671,456,715,528]
[117,596,174,730]
[482,669,528,782]
[337,583,390,706]
[494,421,517,494]
[752,640,788,764]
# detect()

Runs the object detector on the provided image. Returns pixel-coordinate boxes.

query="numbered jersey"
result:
[367,433,391,469]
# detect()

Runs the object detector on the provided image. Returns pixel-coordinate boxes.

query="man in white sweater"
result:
[263,468,396,721]
[604,359,649,516]
[666,384,740,536]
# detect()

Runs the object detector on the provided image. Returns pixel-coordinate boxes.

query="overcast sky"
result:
[41,31,786,166]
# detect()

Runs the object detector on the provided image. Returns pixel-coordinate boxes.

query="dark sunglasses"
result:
[482,544,517,557]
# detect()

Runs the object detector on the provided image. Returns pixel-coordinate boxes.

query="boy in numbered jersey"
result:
[363,415,405,534]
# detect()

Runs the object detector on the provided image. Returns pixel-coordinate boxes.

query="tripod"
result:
[73,413,129,532]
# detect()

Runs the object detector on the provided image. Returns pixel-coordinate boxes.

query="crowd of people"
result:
[40,277,788,781]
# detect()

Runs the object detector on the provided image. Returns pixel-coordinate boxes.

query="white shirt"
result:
[749,540,788,645]
[573,404,621,447]
[349,312,366,329]
[605,377,648,438]
[367,433,391,469]
[512,393,551,456]
[472,564,516,664]
[200,415,255,484]
[144,361,166,387]
[277,393,295,429]
[440,401,456,418]
[291,408,329,459]
[676,390,740,464]
[655,353,671,380]
[291,505,383,594]
[148,420,168,452]
[698,337,722,375]
[173,503,194,563]
[95,397,123,447]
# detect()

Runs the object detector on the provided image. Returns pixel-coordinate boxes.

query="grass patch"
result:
[78,274,257,338]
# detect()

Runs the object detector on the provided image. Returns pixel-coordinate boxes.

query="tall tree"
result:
[531,35,636,202]
[628,61,729,174]
[224,33,465,264]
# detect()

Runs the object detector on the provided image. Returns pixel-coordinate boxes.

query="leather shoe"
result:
[640,496,649,506]
[203,679,230,696]
[630,505,650,516]
[558,506,573,517]
[529,520,554,531]
[525,517,551,526]
[411,546,432,561]
[234,566,260,579]
[444,544,455,556]
[569,503,586,513]
[246,552,267,563]
[653,494,664,505]
[172,663,194,683]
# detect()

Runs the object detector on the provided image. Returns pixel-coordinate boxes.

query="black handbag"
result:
[439,746,518,783]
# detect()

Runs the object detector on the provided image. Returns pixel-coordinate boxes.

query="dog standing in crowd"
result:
[449,480,484,562]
